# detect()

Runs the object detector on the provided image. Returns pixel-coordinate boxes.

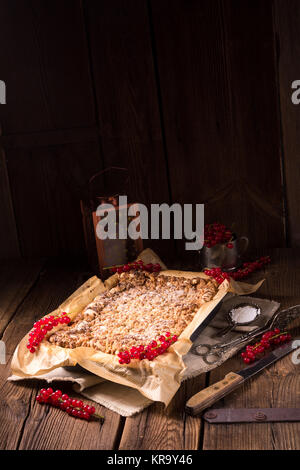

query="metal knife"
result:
[185,338,300,416]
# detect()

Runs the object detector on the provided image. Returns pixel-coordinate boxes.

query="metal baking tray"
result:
[190,301,223,343]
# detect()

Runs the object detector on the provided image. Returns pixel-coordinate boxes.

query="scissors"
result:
[191,342,232,364]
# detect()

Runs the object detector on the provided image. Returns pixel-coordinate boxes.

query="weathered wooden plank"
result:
[6,142,102,257]
[18,380,122,450]
[119,374,205,450]
[0,259,44,335]
[202,249,300,450]
[151,0,284,252]
[85,0,174,262]
[0,358,30,450]
[202,355,276,449]
[0,129,20,259]
[0,0,105,261]
[1,126,98,149]
[0,259,45,450]
[0,262,122,450]
[274,0,300,247]
[0,0,95,134]
[261,249,300,450]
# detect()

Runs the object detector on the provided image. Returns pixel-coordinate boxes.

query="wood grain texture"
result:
[6,142,102,258]
[0,0,95,134]
[1,127,99,149]
[0,259,44,335]
[0,0,293,262]
[0,0,102,260]
[274,0,300,247]
[119,374,205,450]
[18,380,122,450]
[0,260,44,450]
[84,0,174,261]
[0,132,20,258]
[151,0,285,252]
[260,249,300,450]
[202,249,300,450]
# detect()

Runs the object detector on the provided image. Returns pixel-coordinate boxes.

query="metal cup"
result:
[199,236,249,271]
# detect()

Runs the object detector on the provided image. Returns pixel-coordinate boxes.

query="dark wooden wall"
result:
[0,0,299,263]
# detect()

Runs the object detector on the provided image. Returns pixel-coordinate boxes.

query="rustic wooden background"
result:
[0,0,299,264]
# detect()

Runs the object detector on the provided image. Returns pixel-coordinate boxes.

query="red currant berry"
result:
[88,406,95,415]
[247,352,256,360]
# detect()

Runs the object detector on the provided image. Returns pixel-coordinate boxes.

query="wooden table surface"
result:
[0,249,299,450]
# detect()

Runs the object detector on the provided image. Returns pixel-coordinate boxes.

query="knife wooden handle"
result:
[185,372,244,416]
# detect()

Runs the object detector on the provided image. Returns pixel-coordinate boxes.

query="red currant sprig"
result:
[203,267,230,285]
[117,332,178,364]
[27,312,71,353]
[36,388,104,422]
[241,328,292,364]
[204,255,271,284]
[108,259,162,274]
[230,256,271,281]
[204,223,234,249]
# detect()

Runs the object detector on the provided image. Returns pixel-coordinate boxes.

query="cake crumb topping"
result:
[48,271,218,354]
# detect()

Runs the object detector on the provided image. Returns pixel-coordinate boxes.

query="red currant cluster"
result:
[230,256,271,280]
[111,259,161,274]
[36,388,104,422]
[117,332,178,364]
[204,223,234,249]
[204,255,271,284]
[203,267,230,285]
[241,329,291,364]
[27,312,71,353]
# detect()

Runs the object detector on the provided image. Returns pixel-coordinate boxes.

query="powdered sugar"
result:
[229,305,259,324]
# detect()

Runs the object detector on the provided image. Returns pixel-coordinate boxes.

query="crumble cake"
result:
[48,271,218,354]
